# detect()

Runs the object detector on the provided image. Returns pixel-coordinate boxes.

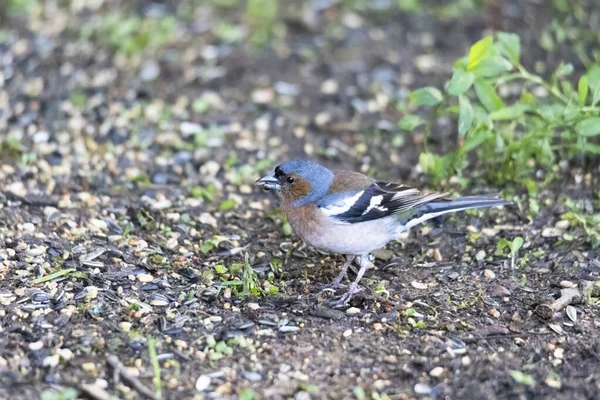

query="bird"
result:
[255,159,512,304]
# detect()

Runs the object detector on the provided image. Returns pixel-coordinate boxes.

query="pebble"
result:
[411,281,428,290]
[542,227,562,237]
[278,326,300,333]
[346,307,361,315]
[251,88,275,104]
[484,269,496,280]
[89,219,108,231]
[119,322,132,332]
[559,280,576,288]
[414,383,432,395]
[429,367,444,377]
[343,329,352,337]
[320,79,339,94]
[247,303,260,310]
[136,274,154,283]
[43,354,60,368]
[29,341,44,351]
[199,213,217,228]
[152,199,172,210]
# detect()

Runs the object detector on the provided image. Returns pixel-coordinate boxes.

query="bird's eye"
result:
[286,176,295,184]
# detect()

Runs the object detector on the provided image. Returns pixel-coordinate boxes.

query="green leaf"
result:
[490,104,528,120]
[447,69,475,96]
[509,370,535,386]
[353,387,367,400]
[497,32,520,64]
[555,62,574,78]
[576,117,600,137]
[408,87,443,106]
[32,268,76,284]
[398,114,424,131]
[587,64,600,92]
[474,79,505,112]
[461,129,492,153]
[511,237,523,253]
[467,36,494,71]
[471,56,513,78]
[219,198,237,211]
[282,222,293,236]
[578,75,589,104]
[458,95,473,137]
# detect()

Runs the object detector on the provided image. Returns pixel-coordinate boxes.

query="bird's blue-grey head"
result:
[255,160,334,206]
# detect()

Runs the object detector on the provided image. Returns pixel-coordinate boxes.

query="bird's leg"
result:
[331,255,355,287]
[334,254,372,305]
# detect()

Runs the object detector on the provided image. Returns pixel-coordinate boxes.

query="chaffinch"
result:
[256,159,511,304]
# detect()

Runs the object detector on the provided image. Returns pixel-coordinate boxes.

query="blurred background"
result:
[1,0,598,195]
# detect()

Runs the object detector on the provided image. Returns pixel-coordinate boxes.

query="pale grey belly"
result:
[300,216,402,255]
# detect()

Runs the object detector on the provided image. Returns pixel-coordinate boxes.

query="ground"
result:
[1,1,599,399]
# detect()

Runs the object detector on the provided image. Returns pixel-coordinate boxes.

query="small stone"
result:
[555,220,569,229]
[484,269,496,280]
[119,322,132,332]
[139,61,160,81]
[429,367,444,377]
[475,250,486,261]
[26,246,47,257]
[43,354,60,368]
[152,199,172,210]
[251,88,275,104]
[542,227,562,237]
[411,281,428,290]
[342,329,352,337]
[373,323,383,330]
[57,348,74,361]
[414,383,431,395]
[29,341,44,351]
[22,223,36,233]
[559,280,576,288]
[346,307,361,315]
[489,309,500,318]
[89,219,108,231]
[461,356,471,366]
[195,375,211,392]
[553,348,564,359]
[199,213,217,228]
[247,303,260,310]
[137,274,154,283]
[320,79,339,94]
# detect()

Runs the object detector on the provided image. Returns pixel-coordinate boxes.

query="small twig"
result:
[80,383,113,400]
[107,354,157,400]
[536,281,600,319]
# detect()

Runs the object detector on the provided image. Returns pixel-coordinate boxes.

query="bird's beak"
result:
[255,172,281,191]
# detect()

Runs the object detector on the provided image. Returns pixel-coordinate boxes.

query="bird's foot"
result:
[330,283,364,306]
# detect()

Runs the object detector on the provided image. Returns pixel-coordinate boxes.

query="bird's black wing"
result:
[318,181,449,224]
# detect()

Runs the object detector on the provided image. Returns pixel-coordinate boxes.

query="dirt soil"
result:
[1,1,599,400]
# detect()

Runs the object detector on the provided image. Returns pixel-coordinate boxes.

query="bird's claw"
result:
[329,285,364,307]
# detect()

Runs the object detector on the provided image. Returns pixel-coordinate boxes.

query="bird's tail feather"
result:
[424,194,512,214]
[402,194,511,230]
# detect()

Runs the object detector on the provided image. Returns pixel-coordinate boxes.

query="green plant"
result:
[79,13,176,58]
[40,387,78,400]
[403,33,600,187]
[496,236,524,269]
[561,197,600,248]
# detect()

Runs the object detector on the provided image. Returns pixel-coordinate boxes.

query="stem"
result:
[517,65,571,105]
[425,99,444,153]
[148,337,162,400]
